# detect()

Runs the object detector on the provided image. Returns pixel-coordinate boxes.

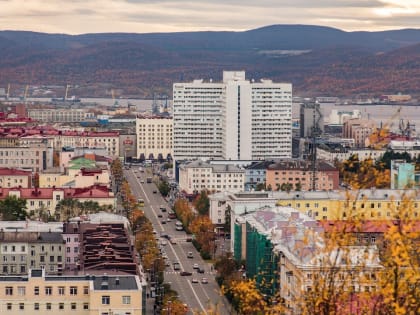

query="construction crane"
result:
[366,106,402,149]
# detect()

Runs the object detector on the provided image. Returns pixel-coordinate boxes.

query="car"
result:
[170,239,177,245]
[140,180,144,183]
[186,237,193,242]
[153,190,157,194]
[180,271,192,276]
[165,260,171,267]
[160,240,167,246]
[193,263,199,269]
[201,278,208,284]
[197,268,205,274]
[160,206,167,212]
[166,218,171,222]
[187,252,193,259]
[161,220,166,224]
[161,234,170,239]
[191,278,199,283]
[157,214,163,218]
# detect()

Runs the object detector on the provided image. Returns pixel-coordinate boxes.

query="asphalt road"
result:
[124,166,231,315]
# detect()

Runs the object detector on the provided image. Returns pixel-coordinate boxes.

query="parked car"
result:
[153,190,158,194]
[187,252,193,259]
[180,271,192,276]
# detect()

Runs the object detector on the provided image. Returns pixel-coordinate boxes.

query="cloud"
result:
[0,0,418,34]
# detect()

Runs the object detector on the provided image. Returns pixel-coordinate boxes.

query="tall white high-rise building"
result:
[173,71,292,161]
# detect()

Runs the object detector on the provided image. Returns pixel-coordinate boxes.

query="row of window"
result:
[5,285,87,296]
[6,302,88,311]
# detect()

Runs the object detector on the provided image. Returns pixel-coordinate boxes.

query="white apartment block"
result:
[178,160,245,195]
[28,108,95,123]
[136,116,173,160]
[173,71,292,161]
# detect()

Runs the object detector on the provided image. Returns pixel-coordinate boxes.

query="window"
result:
[19,303,24,310]
[46,303,52,310]
[5,286,13,295]
[58,286,65,295]
[83,303,89,310]
[102,295,110,305]
[83,286,89,294]
[34,303,39,310]
[50,256,54,262]
[45,286,52,295]
[59,303,64,310]
[7,303,12,310]
[71,303,76,310]
[122,295,131,304]
[74,247,78,253]
[34,286,39,295]
[70,286,77,295]
[18,286,26,296]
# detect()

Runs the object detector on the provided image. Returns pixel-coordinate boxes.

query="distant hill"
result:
[0,25,419,97]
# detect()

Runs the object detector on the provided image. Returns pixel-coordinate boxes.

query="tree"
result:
[189,215,215,258]
[193,190,210,216]
[55,198,82,221]
[223,279,268,315]
[0,196,27,220]
[158,180,170,197]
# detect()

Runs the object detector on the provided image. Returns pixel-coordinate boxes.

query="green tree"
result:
[194,190,210,216]
[55,198,82,221]
[0,196,27,220]
[158,181,170,197]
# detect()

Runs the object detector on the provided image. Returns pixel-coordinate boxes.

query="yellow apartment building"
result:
[0,269,143,315]
[275,189,420,220]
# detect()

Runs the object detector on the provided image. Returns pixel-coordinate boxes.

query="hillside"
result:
[0,25,419,97]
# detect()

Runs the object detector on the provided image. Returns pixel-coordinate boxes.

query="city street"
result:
[124,166,231,315]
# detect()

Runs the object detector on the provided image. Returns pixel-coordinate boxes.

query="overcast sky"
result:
[0,0,419,34]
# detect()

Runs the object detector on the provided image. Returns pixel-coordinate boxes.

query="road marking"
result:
[167,243,207,314]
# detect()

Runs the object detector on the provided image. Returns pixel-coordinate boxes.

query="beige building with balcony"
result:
[0,270,143,315]
[136,115,173,160]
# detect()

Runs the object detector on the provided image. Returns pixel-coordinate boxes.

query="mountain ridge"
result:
[0,25,419,97]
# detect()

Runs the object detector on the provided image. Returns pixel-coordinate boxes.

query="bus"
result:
[137,198,145,207]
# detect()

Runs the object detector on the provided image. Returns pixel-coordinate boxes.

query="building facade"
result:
[0,168,32,188]
[265,159,339,191]
[0,270,143,315]
[173,71,292,161]
[178,160,245,195]
[0,232,65,276]
[136,116,172,160]
[27,108,95,123]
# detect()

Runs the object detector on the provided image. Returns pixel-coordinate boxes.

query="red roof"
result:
[0,185,112,200]
[0,168,31,176]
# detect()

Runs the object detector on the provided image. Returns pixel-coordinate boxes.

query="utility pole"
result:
[309,102,322,191]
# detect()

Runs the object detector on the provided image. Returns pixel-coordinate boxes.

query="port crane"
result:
[366,106,402,149]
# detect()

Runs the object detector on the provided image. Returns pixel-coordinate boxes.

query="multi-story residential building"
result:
[0,270,143,315]
[265,159,339,191]
[244,160,274,191]
[342,118,376,148]
[178,160,245,195]
[209,191,277,226]
[52,131,120,158]
[299,101,323,138]
[173,71,292,161]
[234,206,381,312]
[0,144,53,172]
[27,108,95,123]
[40,158,110,189]
[0,231,65,276]
[275,189,420,220]
[316,147,386,162]
[0,186,115,217]
[0,168,32,188]
[136,115,172,160]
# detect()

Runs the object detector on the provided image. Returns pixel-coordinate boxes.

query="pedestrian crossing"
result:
[164,271,213,275]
